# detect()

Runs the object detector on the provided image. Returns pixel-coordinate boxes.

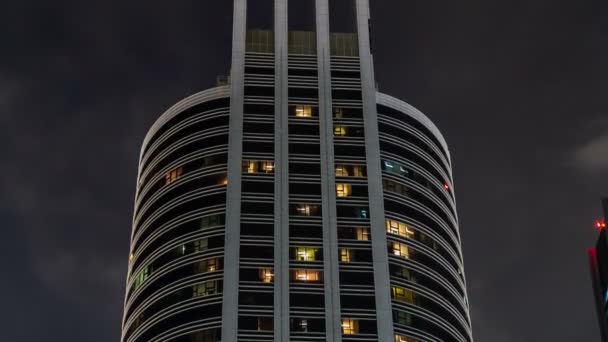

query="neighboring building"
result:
[590,198,608,342]
[120,1,473,342]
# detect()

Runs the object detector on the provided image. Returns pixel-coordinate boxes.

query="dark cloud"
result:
[1,0,606,341]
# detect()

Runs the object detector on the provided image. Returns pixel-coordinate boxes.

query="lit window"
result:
[395,334,418,342]
[133,266,150,291]
[334,125,347,136]
[243,160,274,174]
[295,105,313,117]
[165,166,183,185]
[355,227,370,241]
[295,247,317,261]
[386,220,415,238]
[243,160,258,173]
[259,268,274,283]
[352,165,365,177]
[391,242,410,259]
[296,204,317,216]
[336,183,352,197]
[299,319,308,332]
[341,319,359,335]
[220,177,228,185]
[358,208,369,218]
[261,161,274,173]
[195,259,218,273]
[293,269,321,282]
[392,286,415,304]
[193,280,216,297]
[129,252,134,262]
[339,248,352,263]
[336,165,349,177]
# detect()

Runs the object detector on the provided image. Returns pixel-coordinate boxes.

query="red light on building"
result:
[596,220,607,231]
[443,183,449,191]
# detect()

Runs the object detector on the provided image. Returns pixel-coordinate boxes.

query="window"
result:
[193,280,217,297]
[339,248,352,263]
[334,125,347,136]
[355,227,370,241]
[336,165,349,177]
[395,334,418,342]
[341,319,359,335]
[194,258,219,273]
[257,317,273,331]
[295,247,318,261]
[191,329,218,342]
[358,208,369,219]
[392,266,415,282]
[299,319,308,332]
[133,266,150,291]
[259,268,274,283]
[336,183,352,197]
[394,311,413,326]
[164,166,183,185]
[336,164,366,177]
[293,269,321,282]
[193,238,209,252]
[295,105,313,117]
[392,286,416,304]
[295,204,319,216]
[243,160,275,174]
[386,219,415,238]
[334,107,344,118]
[201,214,223,229]
[391,242,410,259]
[383,179,409,196]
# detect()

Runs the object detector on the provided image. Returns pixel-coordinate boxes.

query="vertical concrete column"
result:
[316,0,343,341]
[274,0,290,341]
[355,0,395,341]
[222,0,247,341]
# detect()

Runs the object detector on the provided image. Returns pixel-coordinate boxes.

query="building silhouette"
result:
[121,1,474,341]
[590,198,608,342]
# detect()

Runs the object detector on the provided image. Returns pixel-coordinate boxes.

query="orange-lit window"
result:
[261,161,274,173]
[336,183,352,197]
[341,319,359,335]
[259,268,274,283]
[243,160,274,174]
[339,248,352,263]
[336,165,349,177]
[243,160,258,173]
[293,269,321,282]
[295,105,313,117]
[395,333,418,342]
[392,286,415,304]
[295,247,317,261]
[352,165,364,177]
[391,242,410,259]
[386,220,415,239]
[334,125,347,136]
[355,227,370,241]
[194,259,218,273]
[165,166,183,185]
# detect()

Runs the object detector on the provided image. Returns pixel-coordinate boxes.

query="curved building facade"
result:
[121,1,473,342]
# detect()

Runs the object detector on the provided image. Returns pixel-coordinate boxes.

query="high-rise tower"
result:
[121,1,474,342]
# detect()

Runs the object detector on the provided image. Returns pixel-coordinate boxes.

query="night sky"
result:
[2,1,607,341]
